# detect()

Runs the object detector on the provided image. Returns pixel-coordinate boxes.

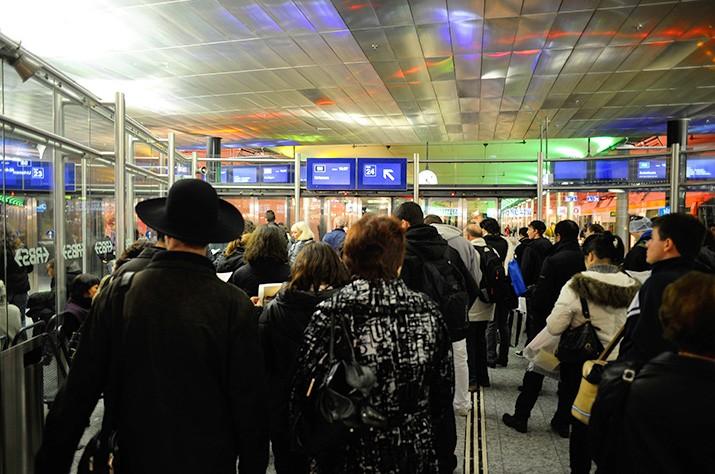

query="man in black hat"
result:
[36,179,268,473]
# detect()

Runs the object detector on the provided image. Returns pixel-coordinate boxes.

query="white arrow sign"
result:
[383,169,395,181]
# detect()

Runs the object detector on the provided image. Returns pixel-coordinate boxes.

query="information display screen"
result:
[261,165,290,183]
[221,166,258,184]
[356,158,407,191]
[595,160,628,180]
[686,158,715,180]
[636,159,667,180]
[306,158,355,190]
[1,160,76,191]
[553,161,588,181]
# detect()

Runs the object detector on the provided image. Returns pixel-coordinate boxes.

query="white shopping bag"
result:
[524,327,561,379]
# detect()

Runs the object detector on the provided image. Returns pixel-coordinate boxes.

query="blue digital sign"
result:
[636,159,667,180]
[261,165,289,183]
[1,161,75,191]
[357,158,407,191]
[553,161,588,181]
[595,160,628,180]
[220,166,258,184]
[306,158,355,190]
[686,158,715,180]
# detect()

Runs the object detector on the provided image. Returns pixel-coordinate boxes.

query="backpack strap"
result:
[579,297,591,320]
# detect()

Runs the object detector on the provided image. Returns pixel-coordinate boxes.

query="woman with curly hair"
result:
[229,224,291,297]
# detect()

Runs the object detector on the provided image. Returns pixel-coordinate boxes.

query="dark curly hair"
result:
[287,242,349,293]
[244,224,288,264]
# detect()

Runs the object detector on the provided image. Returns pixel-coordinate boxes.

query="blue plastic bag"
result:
[508,260,527,297]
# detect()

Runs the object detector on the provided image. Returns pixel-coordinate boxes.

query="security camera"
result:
[200,166,207,175]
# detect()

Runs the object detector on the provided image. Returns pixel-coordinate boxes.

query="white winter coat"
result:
[466,238,496,323]
[546,269,640,360]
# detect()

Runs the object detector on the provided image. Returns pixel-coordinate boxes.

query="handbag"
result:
[556,297,604,363]
[294,313,379,455]
[78,272,134,473]
[570,325,625,425]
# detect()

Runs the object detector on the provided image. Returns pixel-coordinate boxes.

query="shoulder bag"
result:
[556,297,604,364]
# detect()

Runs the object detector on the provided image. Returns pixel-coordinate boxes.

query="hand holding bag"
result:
[556,297,604,363]
[523,327,561,379]
[571,325,624,425]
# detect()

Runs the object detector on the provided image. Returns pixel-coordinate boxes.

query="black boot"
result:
[502,413,527,433]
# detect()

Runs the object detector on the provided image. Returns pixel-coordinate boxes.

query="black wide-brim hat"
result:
[136,179,244,244]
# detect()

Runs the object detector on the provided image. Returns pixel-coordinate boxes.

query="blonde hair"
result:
[291,221,314,241]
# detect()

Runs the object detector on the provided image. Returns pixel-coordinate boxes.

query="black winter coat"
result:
[520,237,552,286]
[36,251,269,474]
[400,224,479,338]
[514,237,530,264]
[529,239,585,326]
[624,352,715,473]
[619,256,694,363]
[623,233,651,273]
[229,257,291,297]
[214,247,246,273]
[113,245,164,277]
[258,287,338,434]
[484,234,508,263]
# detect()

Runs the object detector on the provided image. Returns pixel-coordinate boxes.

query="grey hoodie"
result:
[431,223,480,285]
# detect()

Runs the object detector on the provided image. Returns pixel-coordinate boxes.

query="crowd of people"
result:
[0,178,712,473]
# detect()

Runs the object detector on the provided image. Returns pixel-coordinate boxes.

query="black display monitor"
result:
[306,158,355,190]
[553,161,588,181]
[594,160,628,181]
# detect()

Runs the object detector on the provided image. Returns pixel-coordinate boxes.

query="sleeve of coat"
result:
[35,284,114,473]
[230,292,270,474]
[546,282,579,336]
[428,305,454,422]
[530,257,556,322]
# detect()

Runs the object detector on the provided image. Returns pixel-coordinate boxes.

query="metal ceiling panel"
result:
[552,73,584,95]
[417,23,454,57]
[459,98,480,112]
[534,49,572,75]
[454,54,482,80]
[645,1,702,43]
[265,38,315,67]
[483,18,520,52]
[481,54,511,78]
[330,1,380,28]
[426,57,456,81]
[457,79,481,98]
[448,0,485,21]
[577,8,632,49]
[410,81,438,100]
[507,51,542,76]
[322,31,368,63]
[481,78,505,97]
[480,97,502,112]
[352,29,397,61]
[293,0,347,31]
[409,0,449,25]
[504,75,531,96]
[589,45,634,72]
[346,63,384,85]
[561,47,603,73]
[573,72,609,93]
[544,12,593,50]
[293,34,343,65]
[432,80,459,100]
[622,42,672,71]
[384,26,422,60]
[450,20,484,54]
[610,3,677,47]
[513,13,556,51]
[374,0,413,26]
[500,95,524,111]
[484,0,522,19]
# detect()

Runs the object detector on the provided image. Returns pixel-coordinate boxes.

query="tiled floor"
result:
[482,350,571,474]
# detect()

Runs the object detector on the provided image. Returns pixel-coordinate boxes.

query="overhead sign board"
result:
[357,158,407,191]
[636,159,667,180]
[553,161,587,181]
[686,158,715,180]
[595,160,628,180]
[261,165,290,183]
[1,161,76,191]
[306,158,355,190]
[221,166,258,184]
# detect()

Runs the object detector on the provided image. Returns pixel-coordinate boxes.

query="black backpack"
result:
[407,243,469,342]
[474,245,516,308]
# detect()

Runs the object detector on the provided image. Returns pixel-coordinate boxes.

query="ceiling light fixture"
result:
[0,43,40,82]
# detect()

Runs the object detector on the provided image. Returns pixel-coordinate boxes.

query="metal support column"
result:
[114,92,126,256]
[52,91,67,310]
[669,142,681,213]
[191,151,198,177]
[80,157,88,272]
[167,132,176,186]
[294,152,301,223]
[536,151,544,221]
[615,191,629,246]
[413,153,420,202]
[125,138,136,243]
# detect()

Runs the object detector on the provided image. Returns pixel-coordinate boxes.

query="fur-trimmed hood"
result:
[569,271,640,309]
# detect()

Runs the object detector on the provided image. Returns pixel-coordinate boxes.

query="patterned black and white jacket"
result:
[291,278,454,473]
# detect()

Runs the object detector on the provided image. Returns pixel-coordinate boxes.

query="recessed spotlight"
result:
[371,43,379,50]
